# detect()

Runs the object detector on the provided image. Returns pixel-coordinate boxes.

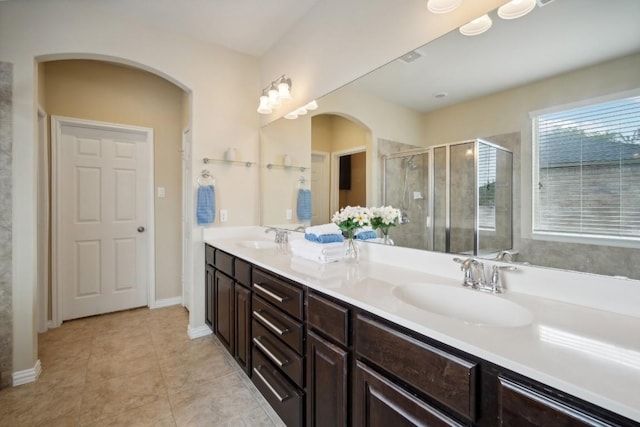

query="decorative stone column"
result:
[0,61,13,389]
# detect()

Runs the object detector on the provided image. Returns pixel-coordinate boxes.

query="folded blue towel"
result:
[354,230,377,240]
[197,185,215,225]
[305,233,344,243]
[297,189,312,221]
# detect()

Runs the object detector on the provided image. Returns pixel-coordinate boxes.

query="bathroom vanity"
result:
[204,229,640,426]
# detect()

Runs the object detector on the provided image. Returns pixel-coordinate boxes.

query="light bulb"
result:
[498,0,536,20]
[459,14,493,36]
[257,95,272,114]
[268,84,280,107]
[278,81,292,101]
[427,0,462,14]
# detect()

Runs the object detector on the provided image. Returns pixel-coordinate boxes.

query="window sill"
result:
[531,231,640,249]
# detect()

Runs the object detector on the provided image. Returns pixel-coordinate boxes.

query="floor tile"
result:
[1,306,280,426]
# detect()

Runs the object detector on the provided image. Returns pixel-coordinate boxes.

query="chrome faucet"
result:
[495,250,514,262]
[265,227,289,244]
[453,257,486,288]
[453,257,517,293]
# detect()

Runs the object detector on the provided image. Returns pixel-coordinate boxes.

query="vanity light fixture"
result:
[257,74,292,114]
[284,100,319,120]
[459,14,493,36]
[497,0,536,20]
[427,0,462,14]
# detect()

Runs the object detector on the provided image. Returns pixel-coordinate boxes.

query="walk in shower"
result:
[384,139,513,256]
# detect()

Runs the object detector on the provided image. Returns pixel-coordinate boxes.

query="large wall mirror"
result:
[260,0,640,279]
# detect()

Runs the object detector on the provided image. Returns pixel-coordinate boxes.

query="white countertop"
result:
[203,227,640,423]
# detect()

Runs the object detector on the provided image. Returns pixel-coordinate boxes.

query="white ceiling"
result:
[83,0,321,57]
[349,0,640,112]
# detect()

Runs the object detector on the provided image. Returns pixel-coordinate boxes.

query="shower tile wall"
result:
[379,139,430,250]
[0,61,13,389]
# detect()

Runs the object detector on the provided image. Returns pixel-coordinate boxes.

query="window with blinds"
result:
[532,93,640,241]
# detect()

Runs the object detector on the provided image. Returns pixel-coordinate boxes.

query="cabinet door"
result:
[354,361,464,427]
[499,377,610,427]
[214,271,235,355]
[307,331,348,427]
[234,284,251,374]
[205,264,214,329]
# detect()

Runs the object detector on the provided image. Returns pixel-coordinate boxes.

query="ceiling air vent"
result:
[399,50,422,64]
[536,0,556,6]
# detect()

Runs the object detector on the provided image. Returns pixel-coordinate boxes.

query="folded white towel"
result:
[290,257,345,279]
[305,223,341,236]
[290,239,345,256]
[291,250,345,264]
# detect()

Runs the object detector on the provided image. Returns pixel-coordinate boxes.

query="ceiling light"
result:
[284,112,298,120]
[296,107,308,115]
[257,74,293,114]
[427,0,462,14]
[305,100,318,110]
[498,0,536,20]
[459,14,492,36]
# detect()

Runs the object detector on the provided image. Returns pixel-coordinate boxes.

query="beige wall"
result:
[43,60,185,301]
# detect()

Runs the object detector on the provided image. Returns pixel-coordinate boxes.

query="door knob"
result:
[137,226,145,233]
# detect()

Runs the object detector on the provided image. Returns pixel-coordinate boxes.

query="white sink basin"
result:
[238,240,279,249]
[392,283,533,327]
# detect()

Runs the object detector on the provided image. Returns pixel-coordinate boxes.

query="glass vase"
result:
[381,228,394,245]
[344,230,359,262]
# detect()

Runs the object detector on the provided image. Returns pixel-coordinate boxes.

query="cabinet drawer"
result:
[253,268,304,320]
[356,315,477,421]
[354,360,464,427]
[253,296,304,354]
[252,348,304,427]
[253,320,304,388]
[215,250,234,277]
[498,377,608,427]
[307,292,349,347]
[205,244,215,267]
[234,258,252,288]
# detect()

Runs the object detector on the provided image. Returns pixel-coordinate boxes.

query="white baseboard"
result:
[188,324,213,339]
[13,360,41,386]
[150,297,182,309]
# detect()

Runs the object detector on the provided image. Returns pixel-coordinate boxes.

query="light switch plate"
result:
[220,209,228,222]
[157,187,165,198]
[286,209,292,220]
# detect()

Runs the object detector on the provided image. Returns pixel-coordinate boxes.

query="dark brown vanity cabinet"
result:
[306,292,351,427]
[251,268,306,427]
[206,246,253,374]
[214,270,235,355]
[204,245,216,329]
[498,377,634,427]
[354,314,477,426]
[205,245,638,427]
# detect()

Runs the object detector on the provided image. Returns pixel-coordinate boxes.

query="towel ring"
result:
[198,169,215,186]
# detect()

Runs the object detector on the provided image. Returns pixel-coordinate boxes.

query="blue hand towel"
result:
[197,185,215,225]
[305,233,344,243]
[354,230,378,240]
[297,189,312,221]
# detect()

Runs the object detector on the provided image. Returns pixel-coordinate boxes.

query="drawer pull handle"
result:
[253,337,288,367]
[254,283,288,303]
[253,367,288,403]
[253,311,289,336]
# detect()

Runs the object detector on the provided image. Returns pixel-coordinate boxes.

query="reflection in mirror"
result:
[259,0,640,279]
[383,139,512,256]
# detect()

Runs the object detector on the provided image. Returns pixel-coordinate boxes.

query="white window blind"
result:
[533,94,640,240]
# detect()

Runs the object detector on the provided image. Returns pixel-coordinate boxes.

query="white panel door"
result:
[58,120,150,320]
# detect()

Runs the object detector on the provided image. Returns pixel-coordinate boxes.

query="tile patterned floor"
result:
[0,306,285,426]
